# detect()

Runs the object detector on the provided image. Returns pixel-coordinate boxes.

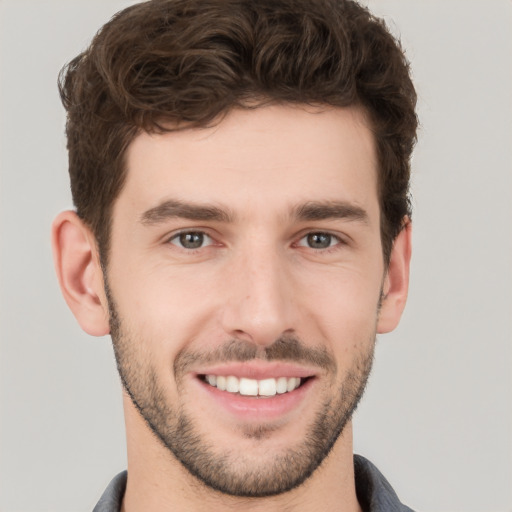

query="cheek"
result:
[296,266,381,356]
[110,264,222,357]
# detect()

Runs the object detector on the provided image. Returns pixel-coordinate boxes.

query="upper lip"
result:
[193,361,318,380]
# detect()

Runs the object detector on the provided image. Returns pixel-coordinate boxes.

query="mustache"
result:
[174,335,337,376]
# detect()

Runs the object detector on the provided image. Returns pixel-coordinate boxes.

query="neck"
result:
[121,394,362,512]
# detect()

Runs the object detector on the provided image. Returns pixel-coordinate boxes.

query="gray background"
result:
[1,1,511,510]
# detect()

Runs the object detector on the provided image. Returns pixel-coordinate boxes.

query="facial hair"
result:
[105,282,375,498]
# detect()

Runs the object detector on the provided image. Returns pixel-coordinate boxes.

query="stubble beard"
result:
[106,284,376,498]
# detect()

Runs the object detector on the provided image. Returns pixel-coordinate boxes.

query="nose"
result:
[220,242,297,347]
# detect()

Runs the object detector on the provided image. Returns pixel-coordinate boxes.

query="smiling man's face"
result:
[101,104,406,496]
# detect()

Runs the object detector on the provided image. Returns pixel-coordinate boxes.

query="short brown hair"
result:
[59,0,417,265]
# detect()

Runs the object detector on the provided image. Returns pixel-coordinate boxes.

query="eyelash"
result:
[167,230,215,250]
[167,230,345,253]
[295,232,345,252]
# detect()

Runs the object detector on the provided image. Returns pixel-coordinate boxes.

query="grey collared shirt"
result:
[93,455,415,511]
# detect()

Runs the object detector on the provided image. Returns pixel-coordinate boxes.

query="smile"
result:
[202,375,303,397]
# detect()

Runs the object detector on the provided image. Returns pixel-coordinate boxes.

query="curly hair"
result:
[59,0,417,264]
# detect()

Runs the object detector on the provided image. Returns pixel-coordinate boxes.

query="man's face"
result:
[106,105,386,496]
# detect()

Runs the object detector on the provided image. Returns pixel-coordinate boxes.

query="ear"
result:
[377,219,412,334]
[51,211,110,336]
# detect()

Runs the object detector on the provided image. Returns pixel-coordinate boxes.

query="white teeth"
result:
[216,375,226,391]
[239,378,258,396]
[276,377,288,394]
[205,375,303,396]
[226,376,239,393]
[287,377,300,392]
[258,378,277,397]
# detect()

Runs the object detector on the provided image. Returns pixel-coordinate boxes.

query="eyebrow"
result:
[293,201,369,224]
[140,198,369,226]
[140,199,233,225]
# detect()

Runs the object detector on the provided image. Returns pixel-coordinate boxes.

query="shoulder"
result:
[354,455,415,512]
[93,471,127,512]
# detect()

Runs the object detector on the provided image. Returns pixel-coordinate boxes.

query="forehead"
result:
[120,104,378,220]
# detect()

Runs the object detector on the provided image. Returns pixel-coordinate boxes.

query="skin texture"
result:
[52,104,411,511]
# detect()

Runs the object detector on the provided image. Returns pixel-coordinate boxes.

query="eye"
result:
[169,231,213,249]
[297,232,341,249]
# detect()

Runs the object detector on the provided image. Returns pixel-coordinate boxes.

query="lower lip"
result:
[195,377,314,421]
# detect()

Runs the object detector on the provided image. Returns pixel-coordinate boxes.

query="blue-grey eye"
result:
[298,232,338,249]
[170,231,212,249]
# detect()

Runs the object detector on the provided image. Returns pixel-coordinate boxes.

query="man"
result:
[52,0,417,510]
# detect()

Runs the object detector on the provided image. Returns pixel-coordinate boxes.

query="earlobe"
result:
[377,219,412,334]
[51,211,110,336]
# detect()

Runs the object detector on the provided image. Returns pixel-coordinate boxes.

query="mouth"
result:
[191,362,319,420]
[200,374,311,397]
